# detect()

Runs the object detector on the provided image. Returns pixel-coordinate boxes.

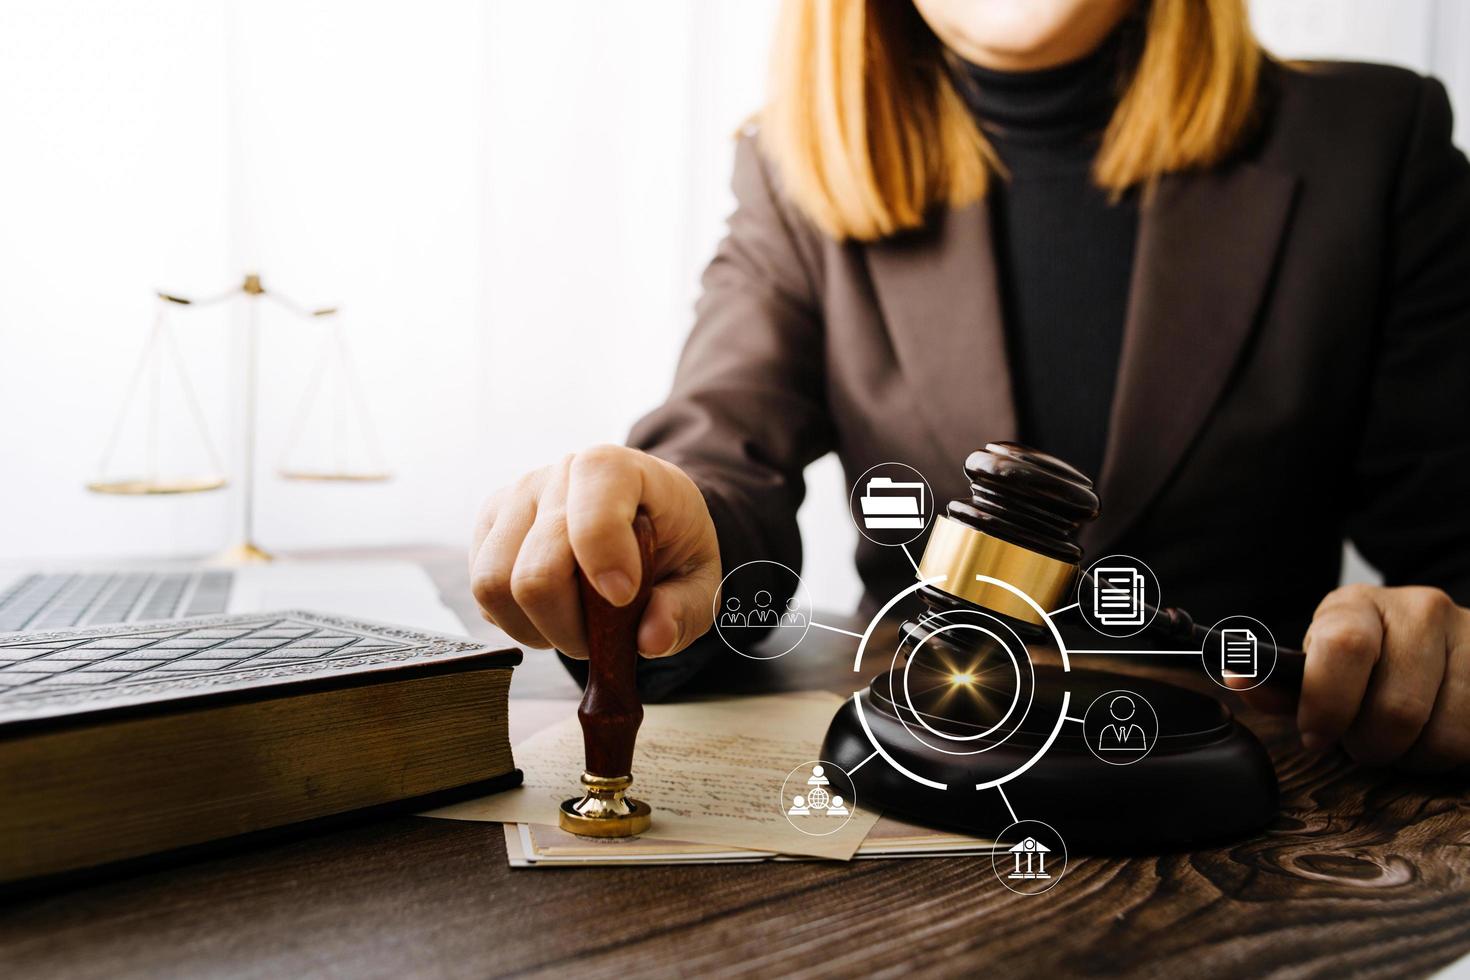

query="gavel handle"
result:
[1075,572,1306,698]
[576,511,656,779]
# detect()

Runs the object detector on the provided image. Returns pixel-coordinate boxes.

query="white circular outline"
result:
[1199,614,1279,692]
[902,624,1021,742]
[1077,553,1162,639]
[847,461,935,548]
[990,819,1068,895]
[849,574,1072,791]
[779,759,857,837]
[713,560,812,660]
[1082,688,1160,766]
[883,612,1037,757]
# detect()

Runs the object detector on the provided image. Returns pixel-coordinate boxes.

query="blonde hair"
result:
[763,0,1264,241]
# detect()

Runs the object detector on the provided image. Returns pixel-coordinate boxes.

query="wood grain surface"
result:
[1,546,1466,979]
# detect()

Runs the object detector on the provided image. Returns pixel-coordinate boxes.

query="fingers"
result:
[637,553,722,659]
[1298,587,1383,752]
[469,477,548,650]
[510,460,590,658]
[1341,587,1447,765]
[468,492,498,566]
[471,446,722,663]
[565,446,648,606]
[1405,606,1470,771]
[1298,585,1466,770]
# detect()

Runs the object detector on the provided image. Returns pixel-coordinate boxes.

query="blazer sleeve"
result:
[628,133,832,581]
[561,133,834,699]
[1346,76,1470,603]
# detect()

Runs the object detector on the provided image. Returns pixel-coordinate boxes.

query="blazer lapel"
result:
[864,200,1019,466]
[1084,163,1300,554]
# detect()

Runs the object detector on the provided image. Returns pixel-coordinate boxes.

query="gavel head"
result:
[894,444,1099,733]
[915,442,1100,628]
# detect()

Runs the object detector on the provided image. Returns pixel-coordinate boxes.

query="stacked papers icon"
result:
[1092,567,1145,626]
[860,476,925,530]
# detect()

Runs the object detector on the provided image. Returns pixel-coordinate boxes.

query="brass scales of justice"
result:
[87,272,390,562]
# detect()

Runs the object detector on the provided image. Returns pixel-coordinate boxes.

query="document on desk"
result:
[502,815,997,867]
[422,692,881,860]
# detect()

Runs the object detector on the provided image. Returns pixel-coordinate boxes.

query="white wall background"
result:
[0,0,1465,610]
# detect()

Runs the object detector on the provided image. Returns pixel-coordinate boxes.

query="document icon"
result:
[860,476,925,530]
[1092,567,1145,626]
[1220,628,1258,678]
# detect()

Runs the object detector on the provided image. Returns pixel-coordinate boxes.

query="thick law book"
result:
[0,610,521,888]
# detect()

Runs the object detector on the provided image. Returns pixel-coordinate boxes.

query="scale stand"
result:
[90,272,390,564]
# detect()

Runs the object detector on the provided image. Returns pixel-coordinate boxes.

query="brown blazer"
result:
[623,61,1470,696]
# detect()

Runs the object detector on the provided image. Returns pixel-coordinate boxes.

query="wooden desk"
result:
[2,547,1467,978]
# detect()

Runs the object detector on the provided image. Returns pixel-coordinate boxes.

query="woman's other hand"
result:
[468,446,720,660]
[1298,584,1470,770]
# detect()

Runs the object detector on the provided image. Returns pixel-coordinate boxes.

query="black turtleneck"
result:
[951,30,1140,485]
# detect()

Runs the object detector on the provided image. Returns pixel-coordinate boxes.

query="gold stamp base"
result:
[558,772,652,838]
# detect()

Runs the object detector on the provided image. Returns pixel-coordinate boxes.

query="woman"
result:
[469,0,1470,770]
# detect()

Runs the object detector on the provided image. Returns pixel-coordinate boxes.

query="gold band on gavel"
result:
[915,515,1078,625]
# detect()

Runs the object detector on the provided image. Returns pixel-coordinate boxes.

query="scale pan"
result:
[277,470,391,483]
[87,476,228,495]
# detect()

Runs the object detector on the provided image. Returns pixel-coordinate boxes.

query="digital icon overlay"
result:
[991,819,1068,895]
[1078,555,1160,638]
[1093,566,1145,626]
[1220,628,1258,678]
[848,462,934,547]
[736,479,1283,896]
[714,561,812,660]
[861,476,926,530]
[1082,689,1159,766]
[1007,837,1053,879]
[780,760,857,836]
[1202,615,1278,691]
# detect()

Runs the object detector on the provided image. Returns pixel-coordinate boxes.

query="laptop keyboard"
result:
[0,571,235,632]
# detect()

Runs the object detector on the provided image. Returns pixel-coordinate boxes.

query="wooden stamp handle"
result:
[575,511,655,779]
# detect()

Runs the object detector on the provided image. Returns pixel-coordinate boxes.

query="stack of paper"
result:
[502,815,996,867]
[423,692,995,866]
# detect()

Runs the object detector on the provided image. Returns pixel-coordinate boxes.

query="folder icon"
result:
[860,477,925,530]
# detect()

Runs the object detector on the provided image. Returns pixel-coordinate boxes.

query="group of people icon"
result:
[787,764,849,816]
[719,591,806,628]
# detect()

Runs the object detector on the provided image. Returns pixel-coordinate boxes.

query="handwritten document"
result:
[423,692,881,860]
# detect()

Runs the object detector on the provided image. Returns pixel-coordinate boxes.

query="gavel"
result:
[913,442,1306,694]
[558,511,655,837]
[822,442,1285,847]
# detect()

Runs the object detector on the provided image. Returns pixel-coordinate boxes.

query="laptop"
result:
[0,560,467,636]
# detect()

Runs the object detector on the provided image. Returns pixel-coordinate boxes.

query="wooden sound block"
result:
[823,666,1277,850]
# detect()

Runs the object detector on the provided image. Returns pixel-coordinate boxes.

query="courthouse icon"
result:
[1006,837,1053,879]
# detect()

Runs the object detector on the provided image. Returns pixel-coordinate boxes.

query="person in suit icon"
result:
[779,596,807,627]
[718,596,746,629]
[1098,695,1148,751]
[748,590,778,627]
